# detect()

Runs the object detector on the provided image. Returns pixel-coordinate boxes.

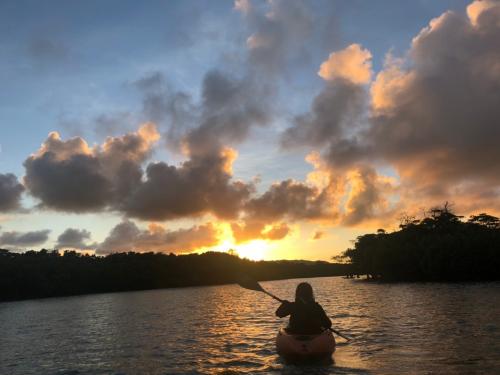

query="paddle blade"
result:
[237,276,264,292]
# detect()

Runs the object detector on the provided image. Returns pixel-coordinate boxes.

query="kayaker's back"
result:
[276,301,332,334]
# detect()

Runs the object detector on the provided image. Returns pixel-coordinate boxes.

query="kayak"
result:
[276,328,336,362]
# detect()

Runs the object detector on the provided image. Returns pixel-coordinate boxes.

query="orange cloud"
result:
[231,221,291,243]
[262,222,291,240]
[318,44,372,84]
[98,221,220,254]
[467,0,499,26]
[370,54,414,113]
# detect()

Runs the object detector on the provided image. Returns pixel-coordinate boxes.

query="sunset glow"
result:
[0,0,499,262]
[2,1,499,374]
[234,240,269,261]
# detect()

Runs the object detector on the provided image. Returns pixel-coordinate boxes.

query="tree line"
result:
[338,204,500,281]
[0,250,350,302]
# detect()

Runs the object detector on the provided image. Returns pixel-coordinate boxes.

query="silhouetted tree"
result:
[0,250,350,302]
[338,204,500,281]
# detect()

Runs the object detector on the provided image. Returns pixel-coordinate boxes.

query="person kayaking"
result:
[275,282,332,335]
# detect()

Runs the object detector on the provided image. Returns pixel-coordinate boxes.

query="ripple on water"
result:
[1,278,499,374]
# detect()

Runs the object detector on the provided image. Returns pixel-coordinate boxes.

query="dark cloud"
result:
[23,124,255,221]
[116,66,276,222]
[97,220,219,254]
[0,229,50,248]
[281,43,373,171]
[244,179,331,222]
[135,72,195,144]
[23,124,159,213]
[56,228,95,250]
[236,0,313,74]
[184,70,272,155]
[282,79,367,154]
[134,68,272,155]
[0,173,24,212]
[24,151,112,212]
[120,147,253,221]
[229,178,334,242]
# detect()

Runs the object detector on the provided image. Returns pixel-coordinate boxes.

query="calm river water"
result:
[1,277,499,374]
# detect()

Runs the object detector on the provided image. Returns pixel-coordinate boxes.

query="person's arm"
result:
[275,300,293,318]
[316,303,332,329]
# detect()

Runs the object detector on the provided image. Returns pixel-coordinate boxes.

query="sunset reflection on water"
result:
[1,277,499,374]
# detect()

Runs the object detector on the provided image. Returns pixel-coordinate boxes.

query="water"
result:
[1,277,499,374]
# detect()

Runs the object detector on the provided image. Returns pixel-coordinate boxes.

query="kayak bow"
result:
[276,328,336,362]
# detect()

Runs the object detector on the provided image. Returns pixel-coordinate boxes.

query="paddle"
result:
[237,277,352,341]
[328,327,352,341]
[237,276,284,303]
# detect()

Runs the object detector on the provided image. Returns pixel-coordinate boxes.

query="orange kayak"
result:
[276,328,336,362]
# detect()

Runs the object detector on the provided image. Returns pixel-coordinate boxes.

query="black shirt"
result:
[275,300,332,334]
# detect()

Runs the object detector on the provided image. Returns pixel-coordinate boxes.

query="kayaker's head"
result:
[295,282,314,304]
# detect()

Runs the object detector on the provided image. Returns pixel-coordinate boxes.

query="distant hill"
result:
[0,250,350,302]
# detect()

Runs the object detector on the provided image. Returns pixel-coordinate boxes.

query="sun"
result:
[235,240,269,261]
[213,224,272,261]
[218,237,270,261]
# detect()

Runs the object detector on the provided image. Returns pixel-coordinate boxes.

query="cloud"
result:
[0,229,50,248]
[97,220,220,254]
[134,72,196,150]
[23,122,257,221]
[0,174,24,212]
[282,44,372,162]
[467,0,499,26]
[365,1,500,201]
[282,1,500,222]
[318,44,373,84]
[236,0,313,74]
[261,222,290,240]
[370,54,412,114]
[183,70,272,156]
[282,79,367,152]
[134,68,273,157]
[120,146,253,220]
[230,177,335,242]
[23,123,159,212]
[231,220,290,243]
[311,230,325,240]
[19,0,500,234]
[56,228,95,250]
[342,165,397,226]
[244,179,331,222]
[234,0,251,14]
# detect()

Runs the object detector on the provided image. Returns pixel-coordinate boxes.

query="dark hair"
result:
[295,282,314,303]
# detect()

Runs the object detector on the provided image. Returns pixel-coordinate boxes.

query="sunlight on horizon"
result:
[234,239,269,261]
[217,238,270,261]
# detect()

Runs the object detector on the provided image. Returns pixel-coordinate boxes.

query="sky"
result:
[1,0,499,261]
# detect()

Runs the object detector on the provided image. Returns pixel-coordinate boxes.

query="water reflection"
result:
[1,278,499,374]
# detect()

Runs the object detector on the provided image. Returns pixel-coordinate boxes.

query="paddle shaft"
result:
[262,289,284,303]
[329,327,351,341]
